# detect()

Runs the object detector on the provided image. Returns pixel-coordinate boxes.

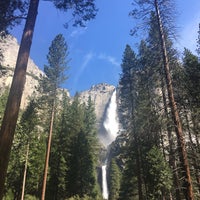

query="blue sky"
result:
[11,0,200,96]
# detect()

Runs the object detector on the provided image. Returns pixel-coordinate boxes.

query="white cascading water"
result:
[103,89,119,146]
[102,89,119,199]
[102,164,109,199]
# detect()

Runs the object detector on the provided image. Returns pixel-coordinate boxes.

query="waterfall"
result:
[102,165,109,199]
[101,89,119,199]
[103,89,119,146]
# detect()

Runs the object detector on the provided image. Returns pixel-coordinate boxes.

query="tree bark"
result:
[21,143,29,200]
[154,0,194,199]
[41,100,55,200]
[0,1,39,199]
[160,75,182,200]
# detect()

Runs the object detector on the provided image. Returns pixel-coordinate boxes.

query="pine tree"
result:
[130,1,194,198]
[118,143,138,200]
[146,12,182,199]
[0,0,28,34]
[108,158,121,200]
[65,96,100,199]
[118,44,144,199]
[46,91,70,200]
[182,49,200,195]
[145,146,173,199]
[182,49,200,109]
[5,99,43,199]
[39,34,69,200]
[118,44,138,130]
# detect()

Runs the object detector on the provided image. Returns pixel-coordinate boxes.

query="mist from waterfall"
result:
[101,89,119,199]
[103,89,119,147]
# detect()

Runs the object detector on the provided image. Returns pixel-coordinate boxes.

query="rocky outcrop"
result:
[0,35,44,109]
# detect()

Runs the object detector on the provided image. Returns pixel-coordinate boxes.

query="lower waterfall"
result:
[102,165,109,199]
[101,89,119,199]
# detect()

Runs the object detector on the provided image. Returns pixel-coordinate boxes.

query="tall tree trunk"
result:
[160,74,182,200]
[0,1,39,199]
[154,0,194,199]
[41,100,55,200]
[21,143,30,200]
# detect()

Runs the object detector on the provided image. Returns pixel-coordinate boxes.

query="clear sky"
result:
[11,0,200,96]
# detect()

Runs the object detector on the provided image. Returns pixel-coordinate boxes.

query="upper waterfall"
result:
[103,89,119,147]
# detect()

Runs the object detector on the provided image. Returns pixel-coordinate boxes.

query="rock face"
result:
[0,35,44,109]
[79,83,115,126]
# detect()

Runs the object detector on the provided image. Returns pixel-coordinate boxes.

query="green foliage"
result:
[66,131,96,197]
[118,146,138,200]
[39,33,69,100]
[51,0,98,27]
[83,96,96,134]
[46,93,100,199]
[145,146,173,199]
[130,0,176,37]
[118,44,138,130]
[24,194,38,200]
[182,48,200,105]
[46,92,70,199]
[6,99,45,199]
[45,34,69,86]
[67,194,101,200]
[108,159,121,200]
[0,0,28,33]
[0,88,9,124]
[118,6,181,198]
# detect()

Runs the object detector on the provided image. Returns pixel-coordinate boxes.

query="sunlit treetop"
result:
[129,0,177,39]
[50,0,98,27]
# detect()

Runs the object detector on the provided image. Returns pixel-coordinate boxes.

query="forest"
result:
[0,0,200,200]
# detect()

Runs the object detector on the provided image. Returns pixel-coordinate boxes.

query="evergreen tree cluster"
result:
[116,17,200,200]
[0,1,97,197]
[0,34,101,200]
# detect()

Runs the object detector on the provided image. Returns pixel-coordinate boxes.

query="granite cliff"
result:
[0,35,44,109]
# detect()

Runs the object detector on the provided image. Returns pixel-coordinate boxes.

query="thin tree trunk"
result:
[41,100,55,200]
[21,143,30,200]
[0,1,39,199]
[154,0,194,199]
